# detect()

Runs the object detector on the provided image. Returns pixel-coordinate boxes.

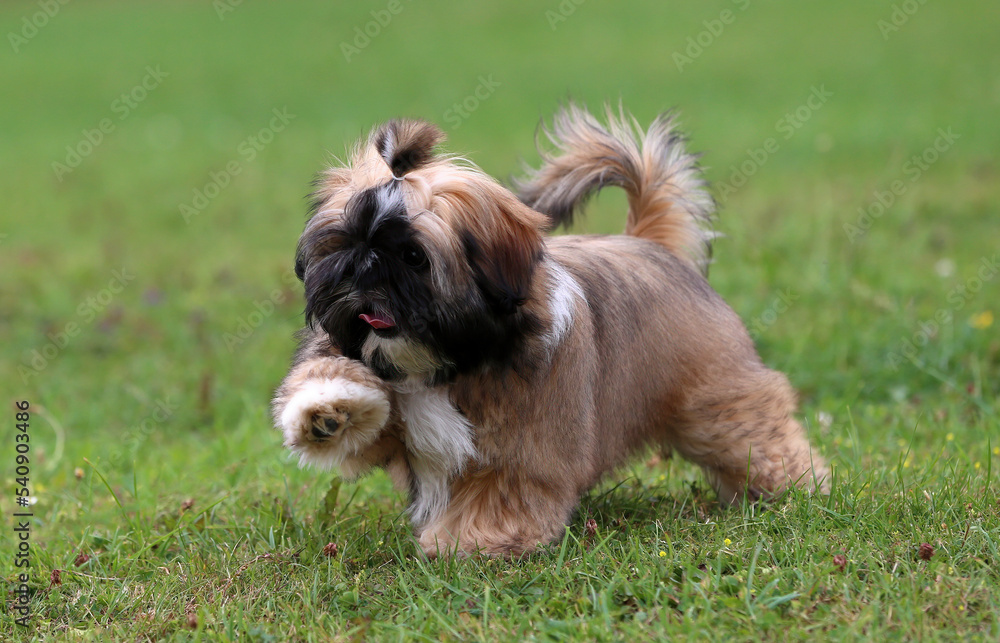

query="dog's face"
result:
[295,120,548,384]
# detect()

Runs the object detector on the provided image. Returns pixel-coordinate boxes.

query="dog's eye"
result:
[402,245,428,269]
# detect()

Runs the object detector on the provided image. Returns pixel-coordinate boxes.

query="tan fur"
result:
[273,106,828,558]
[516,104,716,273]
[273,347,409,486]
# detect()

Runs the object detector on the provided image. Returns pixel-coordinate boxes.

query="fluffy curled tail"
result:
[515,104,716,274]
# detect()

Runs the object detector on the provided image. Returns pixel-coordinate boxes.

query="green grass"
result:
[1,0,998,640]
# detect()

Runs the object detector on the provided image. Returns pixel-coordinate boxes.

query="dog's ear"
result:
[463,195,547,315]
[373,120,444,178]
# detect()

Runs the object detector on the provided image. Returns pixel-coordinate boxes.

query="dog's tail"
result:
[515,103,716,274]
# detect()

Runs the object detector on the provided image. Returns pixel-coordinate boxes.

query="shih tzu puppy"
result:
[272,104,828,557]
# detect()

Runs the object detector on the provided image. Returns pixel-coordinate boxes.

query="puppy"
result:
[273,104,829,557]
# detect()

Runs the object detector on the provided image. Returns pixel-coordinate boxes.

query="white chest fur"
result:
[395,386,477,527]
[543,260,585,350]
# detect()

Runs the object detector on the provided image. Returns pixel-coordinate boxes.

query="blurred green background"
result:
[1,1,998,639]
[3,0,998,501]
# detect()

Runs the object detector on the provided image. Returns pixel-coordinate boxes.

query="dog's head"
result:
[295,120,548,383]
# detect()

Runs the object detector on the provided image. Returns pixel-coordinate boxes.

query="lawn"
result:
[1,0,998,640]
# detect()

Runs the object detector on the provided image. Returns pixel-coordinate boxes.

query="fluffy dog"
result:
[273,104,828,557]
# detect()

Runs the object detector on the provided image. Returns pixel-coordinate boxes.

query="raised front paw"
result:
[277,377,391,471]
[307,408,351,442]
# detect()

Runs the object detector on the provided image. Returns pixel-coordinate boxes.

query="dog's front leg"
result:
[416,467,578,559]
[272,329,399,478]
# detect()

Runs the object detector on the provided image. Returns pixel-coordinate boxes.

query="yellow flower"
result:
[659,551,667,558]
[974,462,981,470]
[946,433,955,442]
[969,311,994,330]
[724,538,732,546]
[993,447,999,456]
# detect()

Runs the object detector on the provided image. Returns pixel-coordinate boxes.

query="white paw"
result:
[279,378,390,470]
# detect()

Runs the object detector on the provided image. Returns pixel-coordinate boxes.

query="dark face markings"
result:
[297,181,540,382]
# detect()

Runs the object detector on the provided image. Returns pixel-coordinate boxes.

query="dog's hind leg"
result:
[669,368,829,504]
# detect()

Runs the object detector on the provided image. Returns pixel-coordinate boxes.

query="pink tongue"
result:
[359,313,396,329]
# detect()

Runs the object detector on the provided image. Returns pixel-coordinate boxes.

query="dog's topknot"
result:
[373,119,444,178]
